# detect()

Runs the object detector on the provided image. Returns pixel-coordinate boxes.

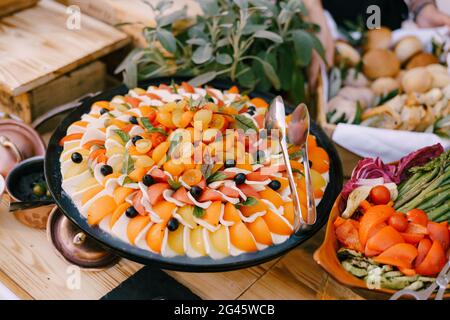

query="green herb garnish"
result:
[168,178,182,190]
[233,114,258,132]
[114,129,130,143]
[193,206,205,218]
[206,171,227,184]
[235,196,257,208]
[122,153,134,175]
[139,117,168,135]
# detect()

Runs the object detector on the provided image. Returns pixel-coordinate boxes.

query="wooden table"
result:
[0,207,363,300]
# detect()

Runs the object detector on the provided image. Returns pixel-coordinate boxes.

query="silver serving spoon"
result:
[288,103,317,225]
[265,96,303,231]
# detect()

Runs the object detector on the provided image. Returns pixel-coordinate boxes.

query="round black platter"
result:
[45,77,343,272]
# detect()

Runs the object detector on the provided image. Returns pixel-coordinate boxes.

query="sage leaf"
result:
[192,44,213,64]
[157,8,186,27]
[199,0,220,16]
[233,114,259,132]
[216,53,232,65]
[292,30,313,66]
[156,28,177,53]
[259,59,280,90]
[186,38,208,46]
[189,71,217,87]
[253,30,283,43]
[233,0,248,9]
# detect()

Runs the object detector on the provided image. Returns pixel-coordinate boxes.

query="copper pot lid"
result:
[0,119,46,177]
[47,207,120,270]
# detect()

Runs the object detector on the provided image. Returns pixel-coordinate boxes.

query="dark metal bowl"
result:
[45,78,343,272]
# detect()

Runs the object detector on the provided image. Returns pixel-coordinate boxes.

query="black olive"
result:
[129,116,138,124]
[248,106,256,111]
[167,218,179,231]
[224,159,236,168]
[234,173,246,185]
[132,135,143,145]
[189,186,203,199]
[268,180,281,191]
[309,160,313,168]
[71,152,83,163]
[125,206,139,218]
[247,110,255,116]
[100,108,109,115]
[142,174,154,187]
[100,165,113,176]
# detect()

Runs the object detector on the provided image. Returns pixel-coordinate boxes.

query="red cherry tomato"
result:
[406,209,428,227]
[388,213,408,232]
[369,185,391,205]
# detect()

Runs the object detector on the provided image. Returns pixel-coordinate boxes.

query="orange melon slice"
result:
[110,202,130,228]
[82,185,103,205]
[263,210,292,235]
[147,183,170,205]
[283,201,295,225]
[128,167,148,182]
[247,217,273,245]
[172,187,194,205]
[229,221,257,252]
[146,223,166,253]
[87,195,117,225]
[259,187,284,208]
[203,201,222,227]
[198,189,222,202]
[127,215,151,245]
[223,202,241,223]
[152,201,176,223]
[239,198,268,217]
[113,186,134,205]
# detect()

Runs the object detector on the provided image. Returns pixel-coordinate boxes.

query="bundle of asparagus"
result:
[394,150,450,222]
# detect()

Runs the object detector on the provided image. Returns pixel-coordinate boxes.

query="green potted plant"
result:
[116,0,325,105]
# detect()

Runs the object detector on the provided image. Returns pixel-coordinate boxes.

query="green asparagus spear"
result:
[435,211,450,223]
[397,169,450,212]
[427,201,450,221]
[416,185,450,211]
[394,166,440,209]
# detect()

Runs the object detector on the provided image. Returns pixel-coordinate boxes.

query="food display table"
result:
[0,209,362,300]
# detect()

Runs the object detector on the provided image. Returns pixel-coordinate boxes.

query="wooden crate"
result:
[0,0,37,18]
[0,0,129,123]
[63,0,202,47]
[316,75,362,179]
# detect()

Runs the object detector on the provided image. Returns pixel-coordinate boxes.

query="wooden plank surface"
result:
[64,0,202,47]
[0,0,37,18]
[0,0,129,95]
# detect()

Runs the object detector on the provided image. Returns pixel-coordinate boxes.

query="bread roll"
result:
[365,27,392,51]
[406,52,439,69]
[426,64,448,74]
[401,67,432,93]
[394,36,423,63]
[335,41,361,66]
[371,77,400,96]
[362,49,400,79]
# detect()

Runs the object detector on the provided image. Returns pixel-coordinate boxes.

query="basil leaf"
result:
[233,114,259,132]
[122,153,135,175]
[140,117,168,136]
[235,196,257,208]
[168,132,183,156]
[193,206,205,218]
[121,176,134,186]
[114,129,130,143]
[206,171,227,184]
[168,178,182,190]
[289,150,303,160]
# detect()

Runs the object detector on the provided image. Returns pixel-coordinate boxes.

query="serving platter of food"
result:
[45,78,342,271]
[315,144,450,297]
[323,27,449,136]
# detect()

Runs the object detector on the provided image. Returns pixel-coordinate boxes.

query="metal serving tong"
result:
[390,261,450,300]
[264,96,317,231]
